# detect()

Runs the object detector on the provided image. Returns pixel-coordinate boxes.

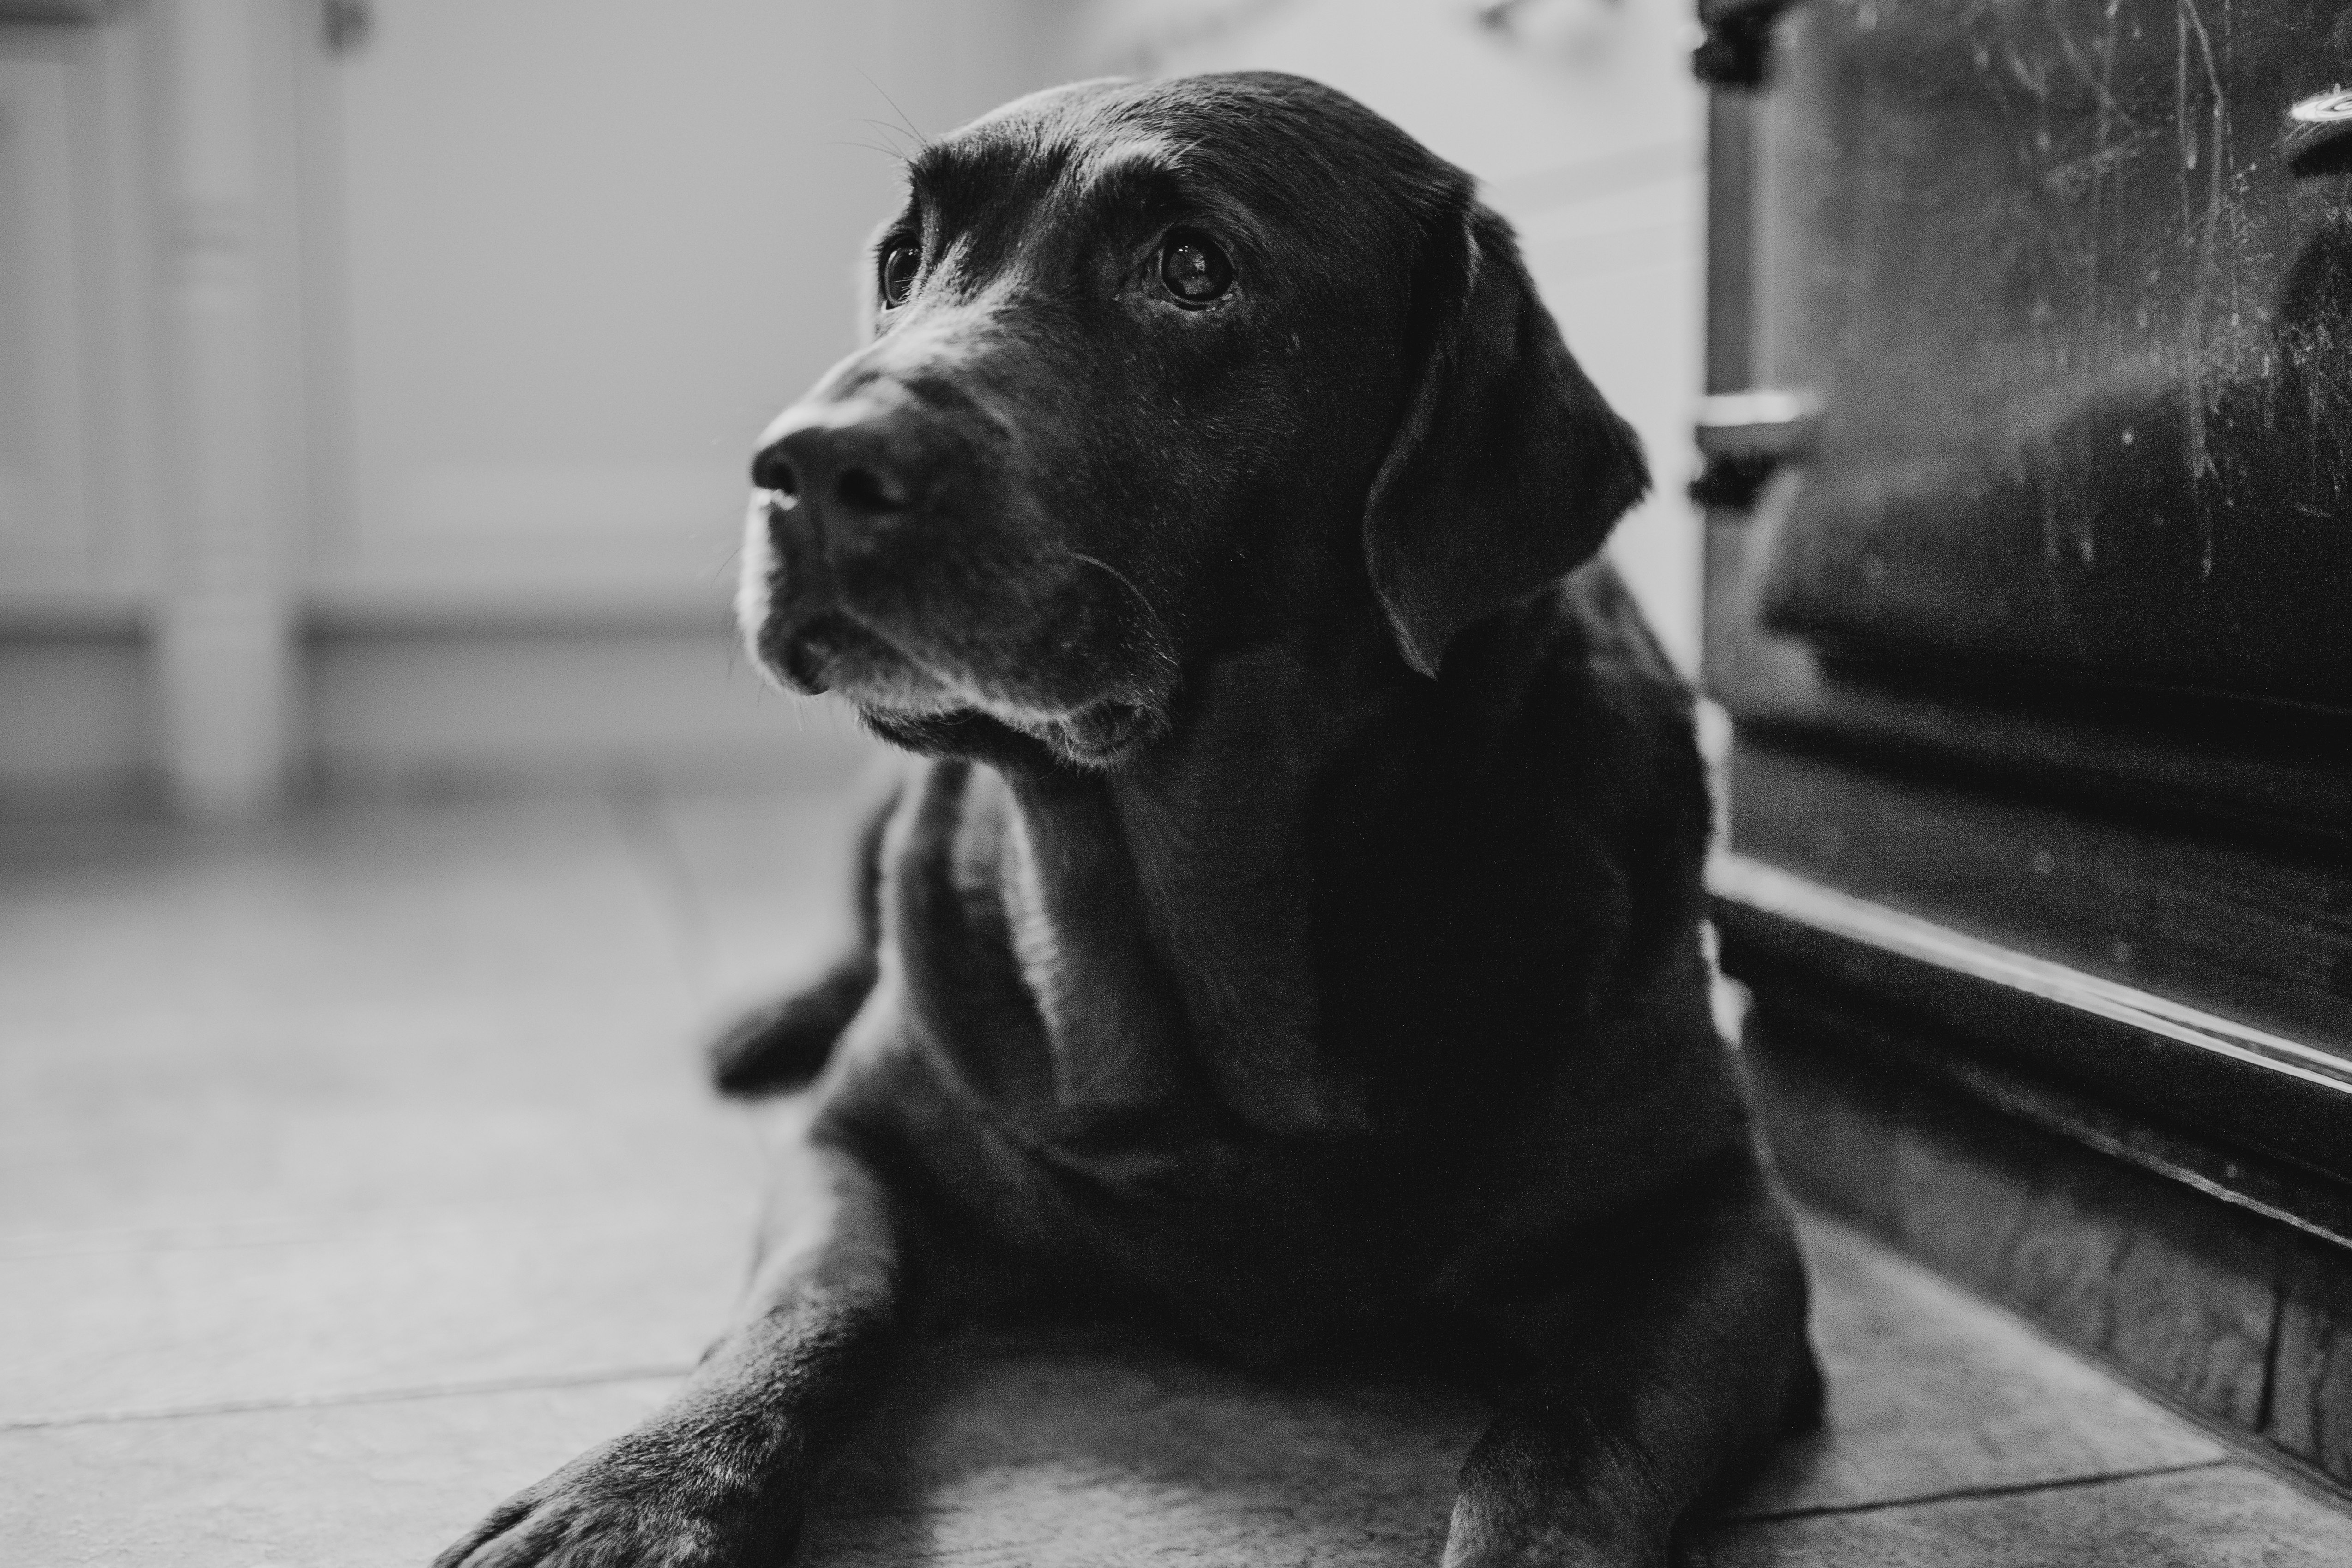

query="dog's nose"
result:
[751,421,917,523]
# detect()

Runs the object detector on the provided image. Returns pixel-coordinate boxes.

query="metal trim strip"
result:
[1707,852,2352,1100]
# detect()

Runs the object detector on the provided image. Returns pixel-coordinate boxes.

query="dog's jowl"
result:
[436,72,1820,1568]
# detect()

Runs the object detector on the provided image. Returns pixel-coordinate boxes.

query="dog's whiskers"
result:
[854,68,932,152]
[828,138,913,165]
[1067,551,1178,670]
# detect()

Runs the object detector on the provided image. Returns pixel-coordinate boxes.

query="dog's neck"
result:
[1003,625,1420,1140]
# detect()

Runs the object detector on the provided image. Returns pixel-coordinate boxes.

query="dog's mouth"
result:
[754,603,1172,769]
[759,609,927,702]
[738,477,1180,768]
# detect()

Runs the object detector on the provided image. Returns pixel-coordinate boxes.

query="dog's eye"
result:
[879,244,921,308]
[1158,230,1233,306]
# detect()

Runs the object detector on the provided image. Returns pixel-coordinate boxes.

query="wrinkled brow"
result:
[1068,137,1268,252]
[906,127,1270,258]
[906,138,1058,229]
[1073,136,1195,196]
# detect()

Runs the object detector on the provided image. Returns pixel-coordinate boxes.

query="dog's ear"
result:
[1364,203,1648,677]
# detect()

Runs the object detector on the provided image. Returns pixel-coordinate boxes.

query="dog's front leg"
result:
[432,1133,906,1568]
[1442,1157,1818,1568]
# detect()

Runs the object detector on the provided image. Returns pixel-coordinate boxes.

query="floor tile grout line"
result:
[1799,1211,2352,1522]
[0,1362,698,1434]
[0,1191,767,1262]
[1724,1456,2235,1525]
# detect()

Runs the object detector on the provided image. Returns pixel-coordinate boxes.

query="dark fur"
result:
[438,72,1818,1568]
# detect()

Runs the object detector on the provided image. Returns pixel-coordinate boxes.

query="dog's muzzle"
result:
[743,397,954,697]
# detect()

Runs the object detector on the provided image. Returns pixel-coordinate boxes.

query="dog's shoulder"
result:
[1435,559,1711,989]
[1456,559,1704,849]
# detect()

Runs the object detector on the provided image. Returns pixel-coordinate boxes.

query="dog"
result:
[434,71,1819,1568]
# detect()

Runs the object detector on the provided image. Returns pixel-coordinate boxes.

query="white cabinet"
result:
[0,23,153,620]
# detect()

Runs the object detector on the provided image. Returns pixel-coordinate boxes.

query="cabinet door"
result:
[0,20,152,622]
[0,40,94,600]
[309,0,1058,621]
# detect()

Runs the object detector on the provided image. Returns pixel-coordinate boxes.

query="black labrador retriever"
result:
[436,71,1819,1568]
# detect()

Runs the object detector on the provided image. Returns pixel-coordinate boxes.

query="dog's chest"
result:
[891,754,1342,1136]
[907,661,1456,1134]
[890,701,1631,1119]
[851,738,1744,1355]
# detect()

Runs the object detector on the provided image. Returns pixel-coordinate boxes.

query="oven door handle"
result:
[1690,390,1821,513]
[2286,88,2352,178]
[1693,0,1815,89]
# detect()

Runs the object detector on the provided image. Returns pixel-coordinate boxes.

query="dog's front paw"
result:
[430,1427,798,1568]
[1441,1495,1668,1568]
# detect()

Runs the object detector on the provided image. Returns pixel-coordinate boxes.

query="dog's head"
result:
[739,72,1646,769]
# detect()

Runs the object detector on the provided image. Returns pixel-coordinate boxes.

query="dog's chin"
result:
[755,613,1171,771]
[1035,696,1168,769]
[852,690,1170,773]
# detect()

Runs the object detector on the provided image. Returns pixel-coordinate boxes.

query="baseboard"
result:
[0,622,884,814]
[305,622,879,797]
[0,631,159,810]
[1741,988,2352,1503]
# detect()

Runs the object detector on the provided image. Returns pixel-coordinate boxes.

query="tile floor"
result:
[3,783,2346,1566]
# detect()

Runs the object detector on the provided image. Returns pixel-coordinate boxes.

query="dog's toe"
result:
[431,1435,794,1568]
[433,1494,770,1568]
[706,959,876,1098]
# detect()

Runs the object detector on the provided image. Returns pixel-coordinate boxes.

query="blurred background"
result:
[0,0,1708,820]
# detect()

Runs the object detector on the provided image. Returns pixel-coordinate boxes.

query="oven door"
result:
[1702,0,2352,1182]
